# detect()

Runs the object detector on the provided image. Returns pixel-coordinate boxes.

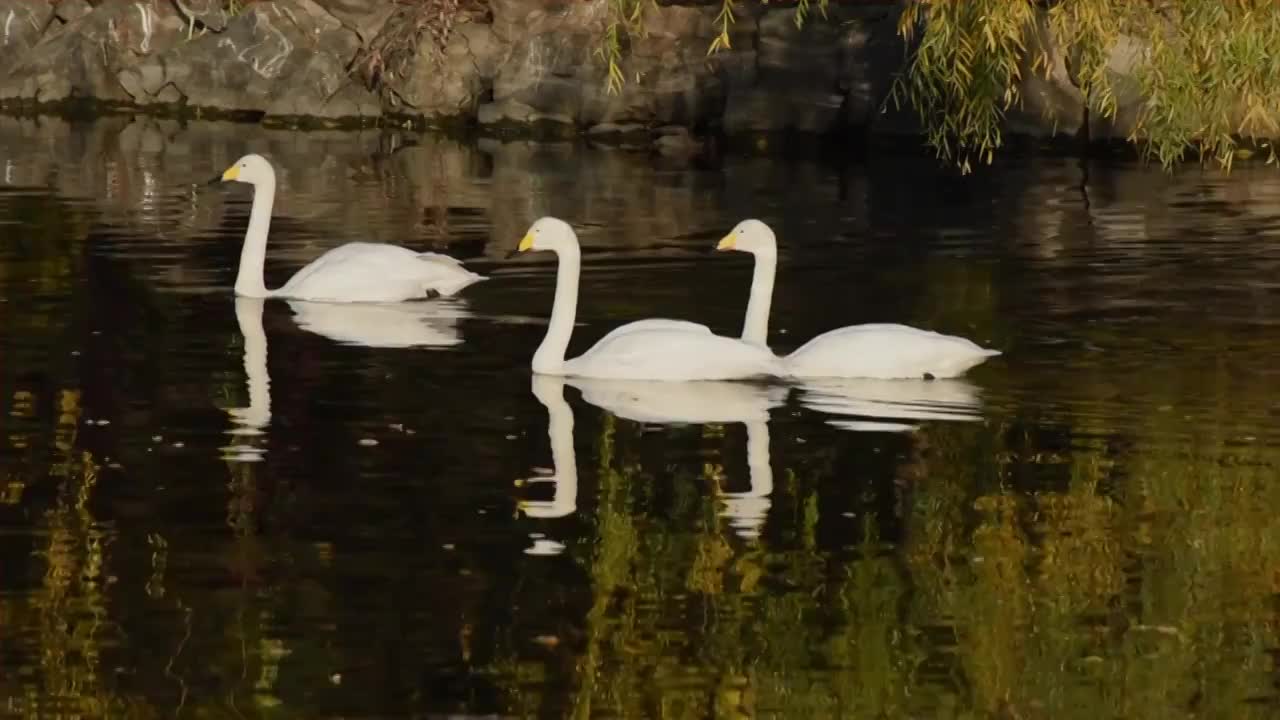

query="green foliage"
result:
[604,0,1280,171]
[601,0,828,94]
[707,0,735,56]
[597,0,656,94]
[1136,0,1280,169]
[888,0,1038,174]
[893,0,1280,172]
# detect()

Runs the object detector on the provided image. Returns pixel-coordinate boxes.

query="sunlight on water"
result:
[2,117,1280,718]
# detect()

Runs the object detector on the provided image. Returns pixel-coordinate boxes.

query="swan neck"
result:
[235,179,276,298]
[532,244,580,374]
[742,251,776,346]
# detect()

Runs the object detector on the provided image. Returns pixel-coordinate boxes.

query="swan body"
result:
[218,154,485,302]
[517,217,784,381]
[716,219,1001,379]
[786,324,1001,379]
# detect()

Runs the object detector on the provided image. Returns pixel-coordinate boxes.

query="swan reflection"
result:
[286,298,472,349]
[518,376,579,543]
[569,378,784,539]
[224,297,271,462]
[797,377,984,432]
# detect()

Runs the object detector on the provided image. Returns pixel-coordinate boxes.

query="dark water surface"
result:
[3,117,1280,719]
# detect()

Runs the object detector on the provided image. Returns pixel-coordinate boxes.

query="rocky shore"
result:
[0,0,1143,146]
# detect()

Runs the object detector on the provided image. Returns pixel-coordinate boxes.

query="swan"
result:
[715,219,1002,379]
[214,154,485,302]
[570,376,780,538]
[515,217,784,381]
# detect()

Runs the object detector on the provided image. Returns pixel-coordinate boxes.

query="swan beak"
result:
[716,235,736,251]
[221,165,240,182]
[517,233,534,252]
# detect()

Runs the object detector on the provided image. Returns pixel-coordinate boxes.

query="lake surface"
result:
[2,117,1280,719]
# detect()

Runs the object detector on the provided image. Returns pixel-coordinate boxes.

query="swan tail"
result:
[413,252,486,296]
[432,271,486,297]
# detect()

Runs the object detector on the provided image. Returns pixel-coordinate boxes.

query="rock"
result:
[836,5,907,130]
[1088,34,1145,140]
[724,5,903,134]
[478,98,573,129]
[386,22,509,119]
[0,0,55,63]
[0,0,186,106]
[313,0,395,42]
[654,125,699,157]
[1005,11,1085,138]
[53,0,92,24]
[169,0,229,33]
[119,0,379,122]
[480,0,725,131]
[266,83,381,123]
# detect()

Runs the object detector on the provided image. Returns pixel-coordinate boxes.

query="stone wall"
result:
[0,0,1144,145]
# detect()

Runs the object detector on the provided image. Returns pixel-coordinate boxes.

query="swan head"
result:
[517,217,577,254]
[716,219,777,256]
[219,154,275,186]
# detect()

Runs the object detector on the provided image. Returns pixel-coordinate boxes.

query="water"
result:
[2,116,1280,718]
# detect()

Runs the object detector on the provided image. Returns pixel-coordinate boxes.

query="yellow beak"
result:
[716,235,736,251]
[221,165,240,182]
[518,233,534,252]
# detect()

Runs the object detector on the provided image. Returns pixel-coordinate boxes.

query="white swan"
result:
[715,219,1002,379]
[215,154,485,302]
[516,217,784,381]
[570,377,780,538]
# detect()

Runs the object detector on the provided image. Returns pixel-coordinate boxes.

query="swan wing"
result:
[566,329,784,381]
[785,323,1000,379]
[594,318,712,346]
[278,243,484,302]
